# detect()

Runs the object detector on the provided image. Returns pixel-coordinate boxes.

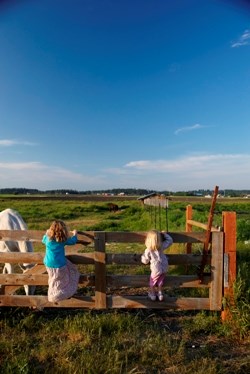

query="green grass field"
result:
[0,196,249,373]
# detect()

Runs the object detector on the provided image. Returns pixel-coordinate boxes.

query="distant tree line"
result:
[1,187,250,197]
[0,188,157,196]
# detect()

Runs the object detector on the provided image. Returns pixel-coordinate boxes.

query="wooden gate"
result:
[0,222,231,312]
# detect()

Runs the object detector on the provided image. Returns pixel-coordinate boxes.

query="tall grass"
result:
[1,308,248,374]
[222,260,250,339]
[221,243,250,339]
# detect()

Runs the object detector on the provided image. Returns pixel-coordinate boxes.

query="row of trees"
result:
[1,187,250,197]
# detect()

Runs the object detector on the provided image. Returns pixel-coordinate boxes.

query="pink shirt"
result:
[141,234,173,276]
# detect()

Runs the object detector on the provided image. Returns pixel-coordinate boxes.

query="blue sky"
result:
[1,0,250,192]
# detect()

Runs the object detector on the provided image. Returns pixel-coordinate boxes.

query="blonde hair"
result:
[47,220,69,242]
[145,229,162,251]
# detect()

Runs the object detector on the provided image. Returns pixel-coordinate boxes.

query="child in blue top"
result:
[42,220,80,302]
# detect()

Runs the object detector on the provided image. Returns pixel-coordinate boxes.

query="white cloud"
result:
[0,161,105,190]
[125,153,247,172]
[174,123,205,135]
[1,153,250,191]
[0,139,37,147]
[123,153,250,190]
[231,29,250,48]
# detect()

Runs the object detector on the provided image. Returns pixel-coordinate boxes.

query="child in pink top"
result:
[141,230,173,301]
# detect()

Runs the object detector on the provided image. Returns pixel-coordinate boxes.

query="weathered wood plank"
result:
[0,273,94,287]
[0,295,95,308]
[104,231,206,243]
[67,253,95,264]
[186,219,220,232]
[186,205,193,254]
[0,230,206,244]
[106,253,210,266]
[0,252,95,264]
[0,230,43,242]
[0,295,210,310]
[107,275,210,288]
[76,231,95,244]
[221,211,237,321]
[94,232,107,308]
[210,231,224,310]
[0,274,48,286]
[0,230,94,245]
[0,252,45,264]
[0,273,209,289]
[108,295,210,310]
[104,232,146,243]
[2,264,46,295]
[0,252,210,266]
[199,186,219,282]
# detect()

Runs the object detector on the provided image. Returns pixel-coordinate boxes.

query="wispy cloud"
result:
[231,29,250,48]
[123,153,250,190]
[125,154,246,172]
[0,139,37,147]
[174,123,205,135]
[1,153,250,192]
[0,161,106,190]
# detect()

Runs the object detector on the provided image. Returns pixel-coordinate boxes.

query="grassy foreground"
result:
[0,308,249,374]
[0,196,249,373]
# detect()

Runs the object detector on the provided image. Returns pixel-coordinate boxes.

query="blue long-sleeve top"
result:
[42,234,77,268]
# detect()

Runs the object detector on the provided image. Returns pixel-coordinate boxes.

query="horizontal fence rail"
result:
[0,230,206,243]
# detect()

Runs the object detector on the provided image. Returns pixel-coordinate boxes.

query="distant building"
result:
[138,193,169,208]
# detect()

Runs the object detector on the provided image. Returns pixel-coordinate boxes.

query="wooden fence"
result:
[0,218,232,311]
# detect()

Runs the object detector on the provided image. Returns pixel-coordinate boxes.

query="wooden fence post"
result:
[94,232,107,309]
[221,212,237,321]
[210,231,224,310]
[186,205,192,254]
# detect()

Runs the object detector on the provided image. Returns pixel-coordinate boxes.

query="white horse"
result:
[0,208,35,295]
